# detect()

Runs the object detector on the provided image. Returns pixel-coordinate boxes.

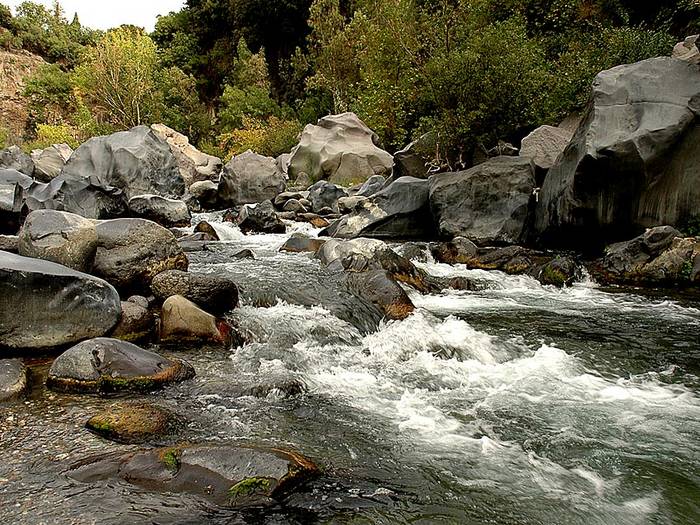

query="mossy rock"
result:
[86,402,181,444]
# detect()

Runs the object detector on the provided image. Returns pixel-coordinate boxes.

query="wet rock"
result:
[431,237,479,264]
[109,300,153,342]
[0,234,18,253]
[279,233,326,254]
[398,242,429,262]
[151,270,239,315]
[67,444,319,508]
[326,176,435,239]
[219,150,286,206]
[537,256,580,287]
[236,201,286,235]
[188,180,219,209]
[589,226,699,285]
[47,338,194,393]
[151,124,222,187]
[0,252,121,350]
[233,249,256,259]
[343,268,415,320]
[30,143,72,182]
[160,295,235,345]
[93,218,188,294]
[0,145,34,176]
[193,221,220,240]
[297,213,329,229]
[86,401,180,444]
[288,112,393,186]
[18,210,98,272]
[429,156,536,245]
[308,180,348,213]
[316,238,386,270]
[57,125,184,219]
[0,359,28,401]
[535,58,700,251]
[128,194,191,228]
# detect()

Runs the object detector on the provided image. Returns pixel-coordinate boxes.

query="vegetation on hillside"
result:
[1,0,698,162]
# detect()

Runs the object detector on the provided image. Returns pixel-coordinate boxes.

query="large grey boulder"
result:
[218,150,286,206]
[0,146,34,176]
[0,251,121,350]
[30,143,72,182]
[535,58,700,251]
[93,218,188,294]
[128,194,191,227]
[288,112,393,186]
[520,125,573,175]
[429,156,536,245]
[324,177,436,239]
[18,210,98,272]
[55,125,184,219]
[47,338,194,393]
[308,181,348,213]
[151,124,222,186]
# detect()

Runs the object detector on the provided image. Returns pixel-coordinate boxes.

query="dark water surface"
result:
[1,217,699,524]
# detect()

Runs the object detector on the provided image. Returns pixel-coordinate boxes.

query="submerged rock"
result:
[0,359,28,401]
[0,252,121,350]
[18,210,98,272]
[279,233,326,254]
[47,338,194,393]
[86,401,180,444]
[288,112,393,186]
[343,268,415,321]
[537,256,580,287]
[151,270,239,315]
[67,444,319,508]
[93,218,188,294]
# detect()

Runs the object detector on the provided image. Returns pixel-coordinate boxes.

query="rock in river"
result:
[0,359,28,401]
[0,251,121,350]
[151,270,239,315]
[160,295,235,345]
[86,401,180,444]
[47,338,195,393]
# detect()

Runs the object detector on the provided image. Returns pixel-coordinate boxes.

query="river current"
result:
[1,216,699,524]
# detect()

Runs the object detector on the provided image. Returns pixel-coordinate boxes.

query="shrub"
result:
[218,116,302,159]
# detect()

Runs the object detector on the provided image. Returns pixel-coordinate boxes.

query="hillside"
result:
[0,49,45,141]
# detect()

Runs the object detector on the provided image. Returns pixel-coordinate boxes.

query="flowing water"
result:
[1,216,699,524]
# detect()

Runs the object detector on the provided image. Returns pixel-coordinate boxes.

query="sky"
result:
[5,0,186,31]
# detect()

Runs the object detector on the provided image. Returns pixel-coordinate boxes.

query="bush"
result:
[218,116,302,159]
[25,123,80,150]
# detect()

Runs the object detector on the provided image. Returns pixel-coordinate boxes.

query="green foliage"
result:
[219,116,302,159]
[23,63,74,126]
[153,66,211,143]
[25,123,79,150]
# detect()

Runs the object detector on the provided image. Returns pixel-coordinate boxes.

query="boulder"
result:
[109,300,153,342]
[0,235,18,253]
[18,210,98,272]
[56,126,184,219]
[47,338,194,393]
[393,133,436,180]
[0,252,121,349]
[308,181,348,213]
[151,124,222,186]
[429,156,536,245]
[282,199,307,213]
[519,125,573,178]
[86,402,180,444]
[337,195,368,214]
[297,213,329,229]
[326,176,436,240]
[343,268,415,321]
[589,226,699,285]
[0,145,33,176]
[0,359,28,401]
[67,444,319,508]
[537,256,580,287]
[273,191,308,210]
[288,112,393,186]
[188,180,220,209]
[151,270,239,315]
[93,218,188,294]
[355,175,386,198]
[0,168,32,234]
[535,58,700,251]
[160,295,234,345]
[128,194,191,227]
[279,233,326,254]
[219,150,286,206]
[316,237,387,270]
[235,201,286,235]
[672,35,700,64]
[30,143,72,182]
[430,237,479,264]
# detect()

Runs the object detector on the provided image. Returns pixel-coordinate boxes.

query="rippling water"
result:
[1,216,699,524]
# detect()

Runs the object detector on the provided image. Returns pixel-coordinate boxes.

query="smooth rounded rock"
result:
[160,295,234,345]
[151,270,239,315]
[0,359,28,401]
[86,401,180,444]
[128,194,191,227]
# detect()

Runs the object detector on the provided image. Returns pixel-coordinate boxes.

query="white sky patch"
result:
[5,0,186,31]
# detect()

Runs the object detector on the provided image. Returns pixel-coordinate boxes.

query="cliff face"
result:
[0,49,46,140]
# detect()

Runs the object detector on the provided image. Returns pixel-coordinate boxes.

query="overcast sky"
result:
[5,0,186,31]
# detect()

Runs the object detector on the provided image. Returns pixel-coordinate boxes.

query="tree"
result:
[73,27,159,128]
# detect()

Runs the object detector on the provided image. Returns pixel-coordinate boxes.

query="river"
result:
[1,216,699,524]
